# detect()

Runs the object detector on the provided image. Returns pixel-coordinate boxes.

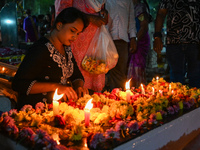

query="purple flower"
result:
[173,104,180,113]
[35,102,45,111]
[33,129,51,144]
[115,120,127,131]
[183,102,191,109]
[189,98,195,106]
[167,106,175,115]
[21,105,33,112]
[8,109,18,117]
[105,128,120,139]
[90,132,105,149]
[128,120,139,132]
[20,127,35,140]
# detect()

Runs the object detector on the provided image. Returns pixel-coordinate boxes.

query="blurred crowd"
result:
[17,5,55,43]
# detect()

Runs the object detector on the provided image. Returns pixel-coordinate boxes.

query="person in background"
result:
[23,9,39,42]
[105,0,137,91]
[42,14,52,35]
[55,0,108,93]
[127,0,151,88]
[153,0,200,88]
[12,7,89,110]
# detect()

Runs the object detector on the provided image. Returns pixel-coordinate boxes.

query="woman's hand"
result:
[57,85,78,101]
[88,13,108,27]
[76,87,89,98]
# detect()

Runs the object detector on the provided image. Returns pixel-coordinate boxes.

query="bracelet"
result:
[153,32,162,38]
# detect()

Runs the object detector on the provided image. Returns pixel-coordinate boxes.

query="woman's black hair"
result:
[52,7,89,31]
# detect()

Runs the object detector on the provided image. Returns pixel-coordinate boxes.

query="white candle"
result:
[125,79,131,101]
[53,100,59,116]
[156,76,159,90]
[159,90,163,96]
[53,89,64,116]
[169,84,171,94]
[141,84,145,95]
[152,87,155,95]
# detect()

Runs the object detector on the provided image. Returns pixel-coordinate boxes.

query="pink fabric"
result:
[55,0,105,91]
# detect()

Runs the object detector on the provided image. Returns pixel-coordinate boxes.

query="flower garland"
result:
[0,78,200,149]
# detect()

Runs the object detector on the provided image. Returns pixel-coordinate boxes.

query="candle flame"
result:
[53,88,64,101]
[85,99,93,110]
[125,79,131,90]
[156,76,159,80]
[141,84,143,88]
[52,133,60,145]
[2,67,5,71]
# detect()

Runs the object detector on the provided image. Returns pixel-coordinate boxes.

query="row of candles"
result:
[52,77,173,128]
[125,77,173,101]
[51,76,173,144]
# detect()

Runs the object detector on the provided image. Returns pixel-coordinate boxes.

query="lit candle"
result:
[125,79,131,102]
[159,90,163,96]
[141,84,145,95]
[53,88,64,116]
[152,87,155,95]
[52,133,60,145]
[169,84,171,94]
[1,67,5,74]
[156,76,159,90]
[84,99,93,127]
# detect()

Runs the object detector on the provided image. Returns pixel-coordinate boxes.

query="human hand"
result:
[57,85,78,101]
[130,38,137,53]
[153,38,163,54]
[90,14,107,27]
[76,87,89,98]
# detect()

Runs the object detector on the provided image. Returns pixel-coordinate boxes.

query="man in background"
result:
[153,0,200,88]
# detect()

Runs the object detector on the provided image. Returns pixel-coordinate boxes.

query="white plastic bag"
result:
[82,25,118,74]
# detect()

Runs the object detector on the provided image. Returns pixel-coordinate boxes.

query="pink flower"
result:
[3,116,15,125]
[35,102,45,111]
[111,88,120,95]
[90,132,105,149]
[128,120,139,133]
[21,105,33,112]
[105,128,120,139]
[8,109,18,117]
[115,120,127,131]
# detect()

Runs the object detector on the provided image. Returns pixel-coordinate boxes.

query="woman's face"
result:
[57,18,84,46]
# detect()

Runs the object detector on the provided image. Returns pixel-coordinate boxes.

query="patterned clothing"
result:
[12,37,84,109]
[127,3,150,87]
[105,0,136,42]
[159,0,200,44]
[55,0,105,92]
